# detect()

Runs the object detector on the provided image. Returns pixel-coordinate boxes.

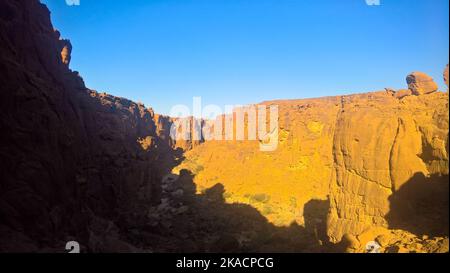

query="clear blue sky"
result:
[42,0,449,115]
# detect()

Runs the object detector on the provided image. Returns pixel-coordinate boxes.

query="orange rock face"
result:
[59,39,72,66]
[175,90,449,247]
[406,72,439,95]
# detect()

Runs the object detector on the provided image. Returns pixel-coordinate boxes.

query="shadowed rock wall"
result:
[0,0,174,251]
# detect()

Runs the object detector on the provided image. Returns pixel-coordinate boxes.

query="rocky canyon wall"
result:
[328,90,448,242]
[177,84,449,249]
[0,0,175,251]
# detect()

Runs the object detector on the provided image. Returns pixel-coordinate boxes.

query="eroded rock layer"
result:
[177,90,449,249]
[328,91,448,242]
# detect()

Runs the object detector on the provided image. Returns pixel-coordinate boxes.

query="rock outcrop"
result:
[386,72,439,100]
[444,64,449,88]
[328,91,448,242]
[176,89,449,251]
[154,115,204,151]
[393,89,412,99]
[60,41,72,66]
[406,72,439,95]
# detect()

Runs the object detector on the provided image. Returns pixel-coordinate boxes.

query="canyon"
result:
[0,0,448,253]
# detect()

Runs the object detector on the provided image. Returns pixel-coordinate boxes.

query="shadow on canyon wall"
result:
[386,172,449,237]
[124,169,333,253]
[133,168,449,253]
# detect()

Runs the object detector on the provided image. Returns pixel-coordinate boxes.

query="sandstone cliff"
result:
[175,84,449,252]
